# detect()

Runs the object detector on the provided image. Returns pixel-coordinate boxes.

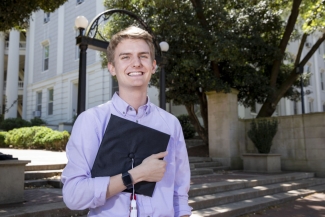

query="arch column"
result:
[206,89,244,169]
[0,32,5,115]
[5,29,20,119]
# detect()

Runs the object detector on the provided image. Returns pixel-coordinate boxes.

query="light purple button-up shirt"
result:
[61,93,192,217]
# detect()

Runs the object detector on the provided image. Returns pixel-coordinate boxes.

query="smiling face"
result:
[108,39,156,92]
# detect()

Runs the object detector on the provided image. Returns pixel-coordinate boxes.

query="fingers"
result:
[150,151,168,159]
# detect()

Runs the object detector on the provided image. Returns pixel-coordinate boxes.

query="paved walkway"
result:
[0,148,67,165]
[0,148,324,217]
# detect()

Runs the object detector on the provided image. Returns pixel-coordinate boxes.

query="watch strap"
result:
[122,172,133,189]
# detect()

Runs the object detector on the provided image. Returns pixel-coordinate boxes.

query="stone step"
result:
[190,161,223,169]
[25,170,62,180]
[25,179,63,188]
[186,139,205,148]
[189,172,315,197]
[189,157,212,163]
[25,164,66,171]
[191,168,214,176]
[0,201,88,217]
[191,184,325,217]
[189,178,325,210]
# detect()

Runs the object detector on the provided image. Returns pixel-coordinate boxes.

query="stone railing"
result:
[3,81,24,91]
[5,41,26,50]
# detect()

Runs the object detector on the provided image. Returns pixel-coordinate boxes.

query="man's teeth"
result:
[128,72,143,76]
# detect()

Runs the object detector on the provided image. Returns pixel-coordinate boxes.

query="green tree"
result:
[101,0,325,143]
[257,0,325,117]
[102,0,286,144]
[0,0,68,31]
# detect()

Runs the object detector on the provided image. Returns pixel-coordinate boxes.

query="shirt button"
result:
[129,108,133,111]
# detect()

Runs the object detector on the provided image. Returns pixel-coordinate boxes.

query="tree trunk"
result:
[258,32,325,118]
[185,104,208,145]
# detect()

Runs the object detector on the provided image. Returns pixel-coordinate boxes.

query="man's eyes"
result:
[121,55,148,59]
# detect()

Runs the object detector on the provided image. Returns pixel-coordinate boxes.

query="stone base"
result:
[0,160,31,204]
[242,154,281,173]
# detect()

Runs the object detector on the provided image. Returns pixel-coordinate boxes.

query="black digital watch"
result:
[122,172,133,189]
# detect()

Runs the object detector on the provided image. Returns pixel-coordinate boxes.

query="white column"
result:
[22,29,30,119]
[0,32,5,115]
[56,5,65,75]
[5,29,20,119]
[312,36,322,111]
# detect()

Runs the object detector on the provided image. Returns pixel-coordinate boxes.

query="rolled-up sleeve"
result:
[174,128,192,216]
[61,111,109,210]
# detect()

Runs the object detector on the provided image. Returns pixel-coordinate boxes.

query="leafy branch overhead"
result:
[102,0,325,144]
[0,0,68,31]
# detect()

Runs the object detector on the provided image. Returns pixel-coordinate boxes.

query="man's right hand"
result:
[129,151,168,183]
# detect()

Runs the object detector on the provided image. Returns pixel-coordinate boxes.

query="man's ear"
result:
[107,62,116,76]
[152,60,157,74]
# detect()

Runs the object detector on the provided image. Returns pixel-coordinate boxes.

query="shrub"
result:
[5,126,70,151]
[0,132,7,147]
[247,118,278,154]
[42,130,70,150]
[30,117,46,126]
[177,114,196,139]
[0,118,31,131]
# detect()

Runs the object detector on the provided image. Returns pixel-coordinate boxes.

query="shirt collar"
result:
[111,92,152,116]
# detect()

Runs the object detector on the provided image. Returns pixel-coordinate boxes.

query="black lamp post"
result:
[74,9,168,116]
[296,65,305,114]
[159,41,169,110]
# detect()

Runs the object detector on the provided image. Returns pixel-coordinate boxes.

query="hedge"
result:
[0,117,47,131]
[177,114,196,139]
[0,132,7,148]
[4,126,69,151]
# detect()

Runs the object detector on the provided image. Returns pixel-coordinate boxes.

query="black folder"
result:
[91,114,170,197]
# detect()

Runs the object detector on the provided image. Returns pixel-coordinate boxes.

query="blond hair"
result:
[106,26,155,64]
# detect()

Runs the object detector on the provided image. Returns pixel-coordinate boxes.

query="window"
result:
[75,31,80,60]
[76,0,84,4]
[321,73,324,91]
[36,91,42,116]
[43,44,49,71]
[44,12,50,23]
[250,103,256,113]
[48,89,54,115]
[306,66,311,86]
[111,77,119,97]
[293,101,298,115]
[309,100,314,113]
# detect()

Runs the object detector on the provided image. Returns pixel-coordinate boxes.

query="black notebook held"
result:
[91,114,170,197]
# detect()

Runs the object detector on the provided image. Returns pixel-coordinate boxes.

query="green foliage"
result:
[0,0,68,31]
[0,118,31,131]
[177,115,196,139]
[30,117,46,126]
[4,126,69,151]
[0,132,7,147]
[247,118,278,154]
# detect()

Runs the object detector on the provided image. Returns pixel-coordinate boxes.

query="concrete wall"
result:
[242,113,325,177]
[208,90,325,177]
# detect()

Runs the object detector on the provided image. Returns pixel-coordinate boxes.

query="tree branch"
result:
[294,33,308,66]
[274,32,325,104]
[270,0,302,87]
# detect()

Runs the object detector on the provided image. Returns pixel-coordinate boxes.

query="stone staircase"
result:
[23,157,325,217]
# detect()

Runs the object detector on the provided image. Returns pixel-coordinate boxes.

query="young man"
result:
[61,26,192,216]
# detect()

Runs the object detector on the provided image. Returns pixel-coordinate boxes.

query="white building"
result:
[1,0,325,127]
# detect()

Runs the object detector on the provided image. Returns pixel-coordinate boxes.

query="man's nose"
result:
[132,57,142,67]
